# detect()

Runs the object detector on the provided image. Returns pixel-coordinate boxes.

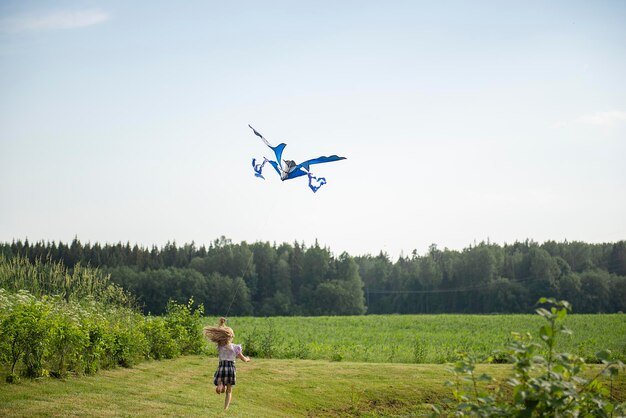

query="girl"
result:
[203,317,250,410]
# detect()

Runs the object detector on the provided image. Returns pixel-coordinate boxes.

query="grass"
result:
[1,356,624,417]
[216,314,626,363]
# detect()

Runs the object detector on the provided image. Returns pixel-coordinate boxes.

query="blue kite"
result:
[249,125,346,192]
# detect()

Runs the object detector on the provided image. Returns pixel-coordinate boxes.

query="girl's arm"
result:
[237,352,250,362]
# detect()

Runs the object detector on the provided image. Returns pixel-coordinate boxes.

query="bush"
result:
[80,307,108,374]
[47,300,88,378]
[241,325,260,357]
[0,258,209,383]
[0,290,51,380]
[0,290,209,382]
[164,298,204,355]
[104,309,148,368]
[260,319,278,358]
[435,298,626,417]
[142,316,179,360]
[0,289,48,381]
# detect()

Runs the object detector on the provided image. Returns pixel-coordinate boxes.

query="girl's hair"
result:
[203,317,234,346]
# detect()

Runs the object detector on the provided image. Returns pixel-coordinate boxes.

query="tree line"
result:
[2,237,625,315]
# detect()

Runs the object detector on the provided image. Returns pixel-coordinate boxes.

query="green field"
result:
[2,355,624,417]
[215,314,626,364]
[2,313,625,416]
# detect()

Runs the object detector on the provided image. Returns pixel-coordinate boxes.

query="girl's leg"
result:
[224,385,232,410]
[216,382,223,394]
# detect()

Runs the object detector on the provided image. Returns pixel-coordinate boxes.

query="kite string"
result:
[224,251,254,319]
[225,129,283,320]
[223,186,276,320]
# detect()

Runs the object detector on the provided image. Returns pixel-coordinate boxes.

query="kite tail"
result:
[252,158,269,179]
[307,172,327,193]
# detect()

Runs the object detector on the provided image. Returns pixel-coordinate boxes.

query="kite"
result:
[249,124,346,192]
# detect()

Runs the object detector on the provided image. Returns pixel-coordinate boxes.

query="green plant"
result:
[260,318,280,358]
[413,336,427,363]
[241,325,260,357]
[0,260,209,383]
[107,310,148,368]
[292,338,310,359]
[387,342,399,363]
[80,311,107,374]
[0,290,51,379]
[331,344,343,362]
[47,300,88,378]
[205,314,626,363]
[142,316,179,360]
[0,255,133,307]
[164,298,204,355]
[443,351,506,417]
[435,298,626,417]
[0,290,32,381]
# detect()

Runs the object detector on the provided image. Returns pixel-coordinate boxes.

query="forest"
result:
[1,237,625,316]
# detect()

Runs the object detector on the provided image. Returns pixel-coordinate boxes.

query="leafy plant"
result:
[435,298,626,417]
[413,336,427,363]
[331,344,343,362]
[142,316,179,360]
[260,318,279,358]
[164,298,204,355]
[292,338,311,359]
[0,290,51,380]
[240,325,260,357]
[0,258,208,383]
[80,308,107,374]
[105,309,148,368]
[47,300,88,378]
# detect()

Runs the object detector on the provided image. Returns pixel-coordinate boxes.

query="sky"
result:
[1,1,625,259]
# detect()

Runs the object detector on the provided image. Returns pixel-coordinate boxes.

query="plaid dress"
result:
[213,343,241,386]
[213,360,236,386]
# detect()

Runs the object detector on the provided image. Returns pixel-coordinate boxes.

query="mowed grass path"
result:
[2,356,625,418]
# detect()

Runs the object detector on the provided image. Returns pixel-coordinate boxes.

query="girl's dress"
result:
[213,343,242,386]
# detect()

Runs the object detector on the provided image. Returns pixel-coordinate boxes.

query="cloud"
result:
[0,9,109,33]
[553,110,626,129]
[579,111,626,127]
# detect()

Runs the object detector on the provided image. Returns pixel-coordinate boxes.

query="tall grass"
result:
[0,254,132,307]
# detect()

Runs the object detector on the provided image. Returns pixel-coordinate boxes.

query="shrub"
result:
[435,298,626,417]
[260,319,278,358]
[142,316,179,360]
[104,309,148,368]
[0,290,51,380]
[164,298,204,355]
[241,325,260,357]
[47,300,88,378]
[1,258,208,383]
[80,308,108,374]
[0,292,205,381]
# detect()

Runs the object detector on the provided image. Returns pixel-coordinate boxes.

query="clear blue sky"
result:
[1,1,625,258]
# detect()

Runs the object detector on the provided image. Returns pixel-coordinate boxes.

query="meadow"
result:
[216,314,626,364]
[2,312,625,416]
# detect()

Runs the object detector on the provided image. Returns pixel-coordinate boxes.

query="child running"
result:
[203,317,250,410]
